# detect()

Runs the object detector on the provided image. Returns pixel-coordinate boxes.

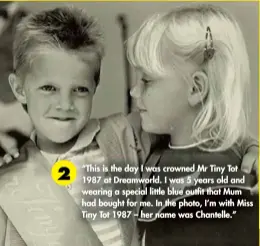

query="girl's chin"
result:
[140,117,169,135]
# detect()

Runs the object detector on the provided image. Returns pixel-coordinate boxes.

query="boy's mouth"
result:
[49,117,75,121]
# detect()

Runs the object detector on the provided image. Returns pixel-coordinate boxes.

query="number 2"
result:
[58,167,70,180]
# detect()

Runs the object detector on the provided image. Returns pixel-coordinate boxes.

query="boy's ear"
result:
[188,71,209,107]
[8,73,27,104]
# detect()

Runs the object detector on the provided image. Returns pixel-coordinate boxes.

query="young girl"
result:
[126,4,258,246]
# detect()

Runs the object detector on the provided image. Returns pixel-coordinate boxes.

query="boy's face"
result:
[11,49,97,143]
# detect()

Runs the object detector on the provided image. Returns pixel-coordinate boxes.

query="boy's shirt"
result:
[30,119,123,246]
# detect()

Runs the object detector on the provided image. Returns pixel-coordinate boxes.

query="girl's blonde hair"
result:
[127,4,250,152]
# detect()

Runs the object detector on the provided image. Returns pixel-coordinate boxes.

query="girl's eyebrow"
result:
[139,67,159,79]
[142,72,161,80]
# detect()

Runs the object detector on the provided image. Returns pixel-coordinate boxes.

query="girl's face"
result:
[130,68,194,135]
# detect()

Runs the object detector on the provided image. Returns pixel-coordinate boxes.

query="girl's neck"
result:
[169,112,197,147]
[169,127,194,147]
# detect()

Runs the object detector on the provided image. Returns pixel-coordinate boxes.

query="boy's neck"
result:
[35,134,78,154]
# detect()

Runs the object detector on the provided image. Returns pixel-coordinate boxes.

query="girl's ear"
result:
[8,73,27,104]
[188,71,209,107]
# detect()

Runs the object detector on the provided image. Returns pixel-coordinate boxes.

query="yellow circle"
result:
[51,160,77,186]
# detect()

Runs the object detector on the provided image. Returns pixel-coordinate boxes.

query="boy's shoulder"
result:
[96,112,135,146]
[98,112,129,126]
[0,140,36,179]
[97,112,146,144]
[96,112,151,164]
[98,112,139,127]
[98,112,142,134]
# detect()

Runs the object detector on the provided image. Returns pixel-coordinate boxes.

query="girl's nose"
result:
[130,83,143,99]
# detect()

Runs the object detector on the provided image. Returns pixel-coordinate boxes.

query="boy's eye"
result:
[74,87,89,94]
[40,85,56,92]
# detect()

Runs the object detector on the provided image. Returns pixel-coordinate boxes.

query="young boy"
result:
[0,7,139,246]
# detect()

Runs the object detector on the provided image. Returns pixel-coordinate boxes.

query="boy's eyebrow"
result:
[72,84,91,88]
[39,80,56,85]
[40,80,93,87]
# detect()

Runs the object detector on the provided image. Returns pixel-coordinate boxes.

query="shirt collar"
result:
[30,118,100,154]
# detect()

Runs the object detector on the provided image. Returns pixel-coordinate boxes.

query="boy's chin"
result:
[47,133,78,144]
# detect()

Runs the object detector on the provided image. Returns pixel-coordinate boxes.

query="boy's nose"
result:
[130,83,143,99]
[56,94,74,111]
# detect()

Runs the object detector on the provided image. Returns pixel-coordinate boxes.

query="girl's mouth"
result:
[138,109,147,113]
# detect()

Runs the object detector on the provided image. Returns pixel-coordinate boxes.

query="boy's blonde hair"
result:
[13,6,105,86]
[127,4,250,152]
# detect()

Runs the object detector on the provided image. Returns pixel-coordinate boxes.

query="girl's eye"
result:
[141,78,152,84]
[74,87,89,93]
[40,85,56,92]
